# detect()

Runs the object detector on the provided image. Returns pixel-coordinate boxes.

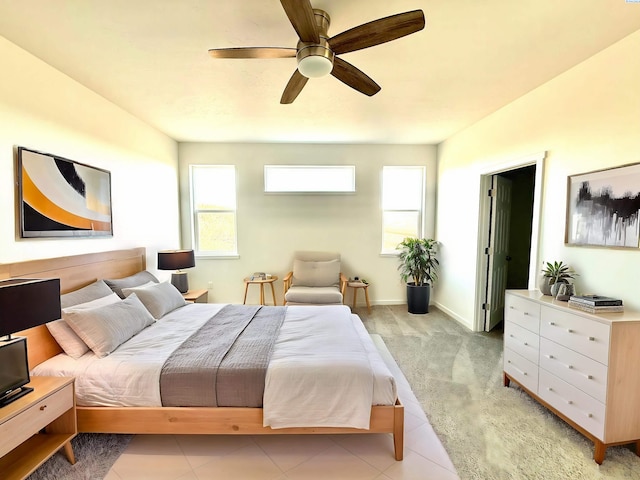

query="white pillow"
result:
[64,293,155,358]
[47,293,122,358]
[292,259,340,287]
[122,281,186,319]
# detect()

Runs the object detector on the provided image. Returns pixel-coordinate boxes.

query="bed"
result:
[2,248,404,460]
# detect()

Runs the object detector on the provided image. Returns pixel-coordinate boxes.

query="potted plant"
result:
[397,237,439,314]
[540,261,577,296]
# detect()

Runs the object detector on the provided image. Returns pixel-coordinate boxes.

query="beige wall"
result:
[0,38,180,268]
[178,143,437,305]
[436,31,640,330]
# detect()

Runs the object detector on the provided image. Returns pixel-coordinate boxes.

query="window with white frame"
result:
[190,165,238,256]
[381,166,425,254]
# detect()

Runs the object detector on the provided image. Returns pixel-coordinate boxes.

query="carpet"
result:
[364,305,640,480]
[26,433,132,480]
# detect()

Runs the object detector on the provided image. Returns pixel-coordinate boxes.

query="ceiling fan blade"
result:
[208,47,296,59]
[280,0,319,43]
[329,10,425,55]
[280,70,309,104]
[331,57,381,97]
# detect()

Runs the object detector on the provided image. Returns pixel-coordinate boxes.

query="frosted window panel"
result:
[264,165,355,192]
[382,166,424,210]
[192,166,237,209]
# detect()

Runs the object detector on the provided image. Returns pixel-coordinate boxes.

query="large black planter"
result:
[406,282,430,314]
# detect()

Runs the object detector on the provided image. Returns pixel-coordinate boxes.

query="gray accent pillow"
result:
[60,280,114,309]
[64,293,155,358]
[122,281,186,319]
[292,259,340,287]
[48,292,122,358]
[104,271,159,298]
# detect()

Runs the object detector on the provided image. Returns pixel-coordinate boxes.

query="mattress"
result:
[33,304,397,429]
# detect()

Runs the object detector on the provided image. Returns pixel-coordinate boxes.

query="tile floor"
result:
[104,335,459,480]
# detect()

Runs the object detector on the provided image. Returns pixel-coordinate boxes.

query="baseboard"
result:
[432,301,474,331]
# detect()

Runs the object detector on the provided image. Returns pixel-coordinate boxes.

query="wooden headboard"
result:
[0,248,146,368]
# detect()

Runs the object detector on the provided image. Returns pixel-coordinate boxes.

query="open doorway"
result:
[474,153,545,332]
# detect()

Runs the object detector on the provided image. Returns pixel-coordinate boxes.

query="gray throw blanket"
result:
[159,304,286,407]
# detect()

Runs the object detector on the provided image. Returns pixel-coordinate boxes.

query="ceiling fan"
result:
[208,0,425,104]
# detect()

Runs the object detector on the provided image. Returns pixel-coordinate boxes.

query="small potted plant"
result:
[540,261,577,296]
[397,237,439,314]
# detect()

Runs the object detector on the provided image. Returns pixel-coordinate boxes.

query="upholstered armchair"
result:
[283,251,348,305]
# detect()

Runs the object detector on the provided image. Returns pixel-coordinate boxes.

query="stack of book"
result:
[568,295,624,313]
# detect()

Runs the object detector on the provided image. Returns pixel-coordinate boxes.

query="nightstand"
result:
[0,376,77,480]
[182,288,208,303]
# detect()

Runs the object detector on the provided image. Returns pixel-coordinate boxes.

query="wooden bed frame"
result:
[2,248,404,460]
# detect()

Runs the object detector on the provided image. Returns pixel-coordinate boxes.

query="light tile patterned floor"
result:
[104,335,459,480]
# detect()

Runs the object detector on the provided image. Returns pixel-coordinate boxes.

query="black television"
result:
[0,337,33,407]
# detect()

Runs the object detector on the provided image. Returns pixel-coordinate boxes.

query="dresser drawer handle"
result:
[547,354,554,359]
[509,306,514,309]
[508,361,527,376]
[588,336,595,341]
[40,405,47,411]
[586,374,593,380]
[523,342,528,346]
[523,312,529,316]
[549,322,555,326]
[567,400,573,405]
[567,328,574,333]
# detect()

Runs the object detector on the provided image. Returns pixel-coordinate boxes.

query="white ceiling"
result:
[1,1,639,144]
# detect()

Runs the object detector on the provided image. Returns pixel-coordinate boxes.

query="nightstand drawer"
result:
[505,295,540,334]
[540,337,608,403]
[540,306,610,364]
[505,321,539,365]
[0,383,73,457]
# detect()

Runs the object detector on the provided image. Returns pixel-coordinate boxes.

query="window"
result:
[190,165,237,256]
[264,165,355,193]
[381,166,425,254]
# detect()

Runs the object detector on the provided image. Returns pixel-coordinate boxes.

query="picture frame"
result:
[16,146,113,238]
[565,162,640,248]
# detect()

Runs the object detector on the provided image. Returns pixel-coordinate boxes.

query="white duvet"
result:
[33,304,397,429]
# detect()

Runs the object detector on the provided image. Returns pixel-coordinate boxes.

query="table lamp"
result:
[0,277,61,406]
[0,278,61,341]
[157,250,195,293]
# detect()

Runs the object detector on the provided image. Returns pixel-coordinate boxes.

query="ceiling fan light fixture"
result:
[297,44,334,78]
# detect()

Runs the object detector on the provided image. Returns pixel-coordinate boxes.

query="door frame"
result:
[473,151,546,332]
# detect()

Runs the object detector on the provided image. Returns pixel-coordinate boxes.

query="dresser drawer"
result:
[539,337,608,404]
[504,348,539,393]
[505,294,540,334]
[0,383,74,457]
[505,321,539,365]
[539,369,605,439]
[540,306,610,364]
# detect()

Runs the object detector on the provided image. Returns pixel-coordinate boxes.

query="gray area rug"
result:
[359,305,640,480]
[27,433,131,480]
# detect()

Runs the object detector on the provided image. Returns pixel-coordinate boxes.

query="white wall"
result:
[0,38,180,270]
[178,143,437,305]
[436,31,640,330]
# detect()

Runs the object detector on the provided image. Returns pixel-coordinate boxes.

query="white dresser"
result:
[504,290,640,464]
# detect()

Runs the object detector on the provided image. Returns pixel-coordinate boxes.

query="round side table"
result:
[243,276,278,306]
[347,281,371,312]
